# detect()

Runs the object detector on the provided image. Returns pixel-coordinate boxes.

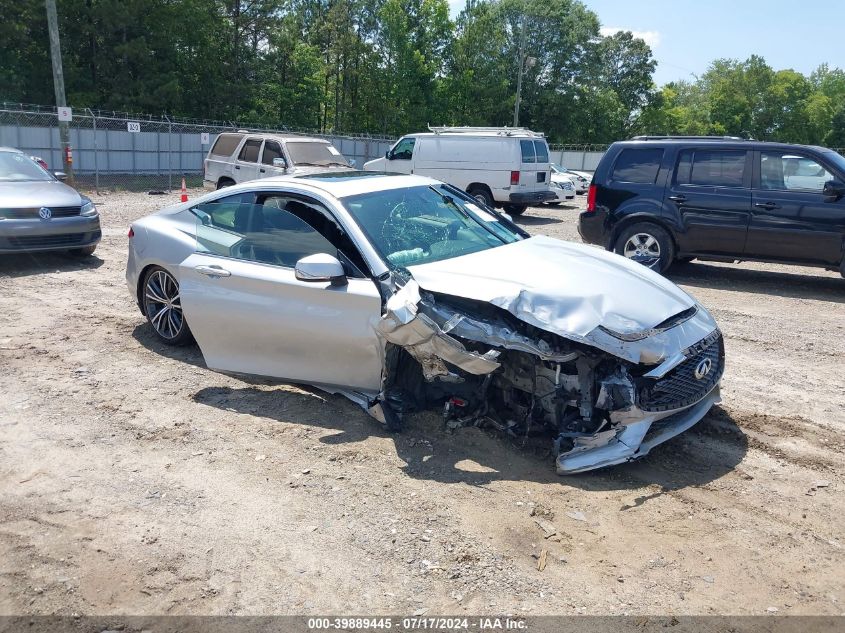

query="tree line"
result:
[2,0,844,146]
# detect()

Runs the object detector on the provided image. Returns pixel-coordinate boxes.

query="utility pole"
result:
[513,15,527,127]
[46,0,73,183]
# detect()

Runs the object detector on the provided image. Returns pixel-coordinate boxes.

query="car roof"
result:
[616,138,831,153]
[222,171,440,199]
[225,132,332,144]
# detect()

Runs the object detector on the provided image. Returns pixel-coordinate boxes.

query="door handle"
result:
[668,195,687,203]
[259,168,266,173]
[195,265,231,278]
[754,202,780,210]
[234,165,240,170]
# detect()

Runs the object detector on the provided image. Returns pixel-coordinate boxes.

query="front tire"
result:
[141,266,194,345]
[614,222,675,273]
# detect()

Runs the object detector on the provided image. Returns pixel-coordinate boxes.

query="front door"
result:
[745,150,845,265]
[665,148,752,256]
[179,193,384,393]
[234,137,262,182]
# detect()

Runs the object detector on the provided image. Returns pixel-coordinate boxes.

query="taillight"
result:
[586,184,597,212]
[510,170,520,186]
[127,226,134,238]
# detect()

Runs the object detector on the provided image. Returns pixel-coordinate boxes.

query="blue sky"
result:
[449,0,845,85]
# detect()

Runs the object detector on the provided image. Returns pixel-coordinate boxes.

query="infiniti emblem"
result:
[38,207,52,220]
[694,358,713,380]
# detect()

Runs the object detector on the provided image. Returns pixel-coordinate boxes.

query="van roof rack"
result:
[631,135,747,141]
[428,125,544,137]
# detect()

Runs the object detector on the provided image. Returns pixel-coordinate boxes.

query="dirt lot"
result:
[1,189,843,617]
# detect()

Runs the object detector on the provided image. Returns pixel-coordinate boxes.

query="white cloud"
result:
[600,27,661,48]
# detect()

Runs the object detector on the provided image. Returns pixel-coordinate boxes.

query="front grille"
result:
[638,331,724,412]
[7,232,93,248]
[1,206,81,218]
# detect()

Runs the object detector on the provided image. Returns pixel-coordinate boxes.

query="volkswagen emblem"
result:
[694,358,713,380]
[38,207,52,220]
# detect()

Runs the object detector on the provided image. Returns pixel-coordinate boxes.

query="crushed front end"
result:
[372,279,724,475]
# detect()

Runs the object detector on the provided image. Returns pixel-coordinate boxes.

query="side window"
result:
[760,152,833,192]
[520,140,536,163]
[533,140,549,163]
[611,148,664,184]
[677,149,746,188]
[391,137,416,160]
[262,141,284,166]
[209,133,244,157]
[192,192,255,231]
[238,138,262,163]
[195,193,367,276]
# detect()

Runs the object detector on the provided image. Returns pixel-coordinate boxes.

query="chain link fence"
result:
[0,103,396,193]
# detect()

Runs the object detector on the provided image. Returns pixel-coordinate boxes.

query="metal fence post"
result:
[165,114,172,192]
[87,108,99,193]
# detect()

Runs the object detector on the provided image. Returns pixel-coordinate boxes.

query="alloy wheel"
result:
[623,233,661,268]
[144,269,184,340]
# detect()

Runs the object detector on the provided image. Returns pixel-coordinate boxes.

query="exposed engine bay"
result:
[370,276,724,474]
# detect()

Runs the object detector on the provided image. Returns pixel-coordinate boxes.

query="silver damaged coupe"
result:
[126,172,724,474]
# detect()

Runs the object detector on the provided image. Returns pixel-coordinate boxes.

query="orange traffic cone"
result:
[180,177,188,203]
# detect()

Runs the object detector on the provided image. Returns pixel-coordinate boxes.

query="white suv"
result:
[203,132,351,189]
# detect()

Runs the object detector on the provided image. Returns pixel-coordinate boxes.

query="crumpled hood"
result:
[406,235,715,365]
[0,180,83,208]
[408,235,694,339]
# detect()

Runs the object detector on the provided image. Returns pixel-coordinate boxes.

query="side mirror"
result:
[823,179,845,200]
[385,150,392,160]
[272,157,287,169]
[54,171,67,181]
[295,253,347,286]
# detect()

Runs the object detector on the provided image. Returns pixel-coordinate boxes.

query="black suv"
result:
[578,136,845,276]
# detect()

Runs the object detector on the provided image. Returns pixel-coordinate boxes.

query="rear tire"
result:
[141,266,194,346]
[503,204,527,215]
[217,178,235,190]
[613,222,675,273]
[467,186,494,208]
[68,245,97,257]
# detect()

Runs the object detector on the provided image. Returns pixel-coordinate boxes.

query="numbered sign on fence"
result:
[57,107,72,122]
[200,132,210,145]
[127,122,141,133]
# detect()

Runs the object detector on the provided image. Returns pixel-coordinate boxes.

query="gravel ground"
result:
[1,188,843,617]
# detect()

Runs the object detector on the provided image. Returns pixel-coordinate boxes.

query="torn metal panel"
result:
[377,280,501,379]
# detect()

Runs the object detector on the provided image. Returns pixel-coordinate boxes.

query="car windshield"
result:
[286,141,349,167]
[0,152,53,182]
[342,184,522,268]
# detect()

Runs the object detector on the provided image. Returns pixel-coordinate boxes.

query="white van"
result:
[203,132,351,190]
[363,127,556,214]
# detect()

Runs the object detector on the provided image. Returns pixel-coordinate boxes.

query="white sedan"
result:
[126,172,723,474]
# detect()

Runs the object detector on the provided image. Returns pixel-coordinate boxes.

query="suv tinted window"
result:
[262,141,284,165]
[611,148,664,184]
[760,151,833,192]
[238,139,262,163]
[677,149,746,188]
[520,140,536,163]
[533,140,549,163]
[209,133,243,157]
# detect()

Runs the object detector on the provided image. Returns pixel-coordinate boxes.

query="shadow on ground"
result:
[0,251,103,278]
[191,377,748,492]
[668,261,844,303]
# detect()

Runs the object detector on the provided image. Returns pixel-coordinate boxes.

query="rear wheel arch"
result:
[466,183,495,207]
[609,213,679,254]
